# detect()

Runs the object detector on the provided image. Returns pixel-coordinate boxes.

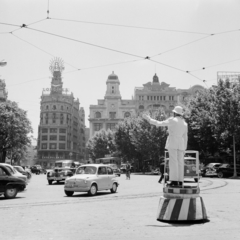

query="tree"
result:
[114,109,168,170]
[86,129,116,161]
[0,101,33,163]
[187,88,219,157]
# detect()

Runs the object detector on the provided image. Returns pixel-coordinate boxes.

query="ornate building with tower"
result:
[89,72,135,137]
[37,58,86,168]
[89,72,204,137]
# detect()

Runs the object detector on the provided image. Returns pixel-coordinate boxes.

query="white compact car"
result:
[64,164,119,196]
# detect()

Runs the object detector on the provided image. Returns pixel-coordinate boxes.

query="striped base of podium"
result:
[156,196,207,221]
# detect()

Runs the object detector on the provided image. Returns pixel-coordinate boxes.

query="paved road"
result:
[0,174,239,240]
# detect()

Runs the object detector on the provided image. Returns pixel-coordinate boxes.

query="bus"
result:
[95,157,121,168]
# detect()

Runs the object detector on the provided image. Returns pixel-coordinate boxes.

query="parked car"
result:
[13,166,32,180]
[64,164,119,196]
[30,165,42,175]
[217,164,240,178]
[0,164,27,199]
[201,163,222,177]
[0,163,27,183]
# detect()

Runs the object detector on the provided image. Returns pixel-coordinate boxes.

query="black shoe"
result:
[158,181,162,184]
[168,181,178,187]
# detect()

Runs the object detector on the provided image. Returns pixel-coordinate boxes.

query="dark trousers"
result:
[158,164,164,182]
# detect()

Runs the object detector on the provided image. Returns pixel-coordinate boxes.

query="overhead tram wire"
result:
[49,17,211,36]
[0,22,21,28]
[24,26,145,59]
[150,35,212,58]
[189,58,240,72]
[149,59,208,86]
[11,33,79,70]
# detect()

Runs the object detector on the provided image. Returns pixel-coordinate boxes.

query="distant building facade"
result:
[134,73,204,115]
[89,72,204,137]
[89,72,135,137]
[37,58,86,168]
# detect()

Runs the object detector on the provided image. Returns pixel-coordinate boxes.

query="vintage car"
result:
[13,166,32,180]
[64,164,119,196]
[201,163,222,177]
[0,163,28,183]
[47,160,76,185]
[217,163,240,178]
[0,164,27,199]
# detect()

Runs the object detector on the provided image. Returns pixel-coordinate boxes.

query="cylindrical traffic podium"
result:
[157,151,208,222]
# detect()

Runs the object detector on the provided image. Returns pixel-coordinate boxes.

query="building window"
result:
[60,120,63,124]
[94,123,102,131]
[42,136,48,141]
[160,96,162,101]
[147,96,149,100]
[154,96,156,100]
[42,128,48,133]
[157,96,159,100]
[59,128,66,133]
[50,135,57,141]
[61,106,63,110]
[150,96,153,100]
[112,86,115,93]
[95,112,101,118]
[53,105,56,110]
[46,119,48,124]
[53,119,56,123]
[59,135,66,141]
[107,123,116,130]
[124,112,131,118]
[59,143,66,150]
[50,128,57,133]
[41,143,47,149]
[163,96,166,100]
[109,112,116,119]
[46,105,49,110]
[49,143,57,149]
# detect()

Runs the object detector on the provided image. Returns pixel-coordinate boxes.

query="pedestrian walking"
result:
[158,158,165,183]
[126,161,131,180]
[143,106,188,187]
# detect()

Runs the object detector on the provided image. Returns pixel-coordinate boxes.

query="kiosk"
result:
[156,151,208,222]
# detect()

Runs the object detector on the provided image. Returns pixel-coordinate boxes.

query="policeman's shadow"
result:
[146,219,210,227]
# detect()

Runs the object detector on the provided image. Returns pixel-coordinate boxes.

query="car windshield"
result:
[75,166,97,175]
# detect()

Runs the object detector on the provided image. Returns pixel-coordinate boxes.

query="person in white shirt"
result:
[143,106,188,187]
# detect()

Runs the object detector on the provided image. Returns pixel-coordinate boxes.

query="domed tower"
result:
[104,71,121,99]
[152,73,160,85]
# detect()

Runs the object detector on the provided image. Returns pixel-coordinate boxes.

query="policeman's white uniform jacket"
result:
[148,116,188,182]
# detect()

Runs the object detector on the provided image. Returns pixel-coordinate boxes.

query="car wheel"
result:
[218,171,224,178]
[48,180,53,185]
[110,183,118,193]
[88,184,97,196]
[65,190,74,197]
[4,186,18,199]
[194,178,199,182]
[27,172,31,180]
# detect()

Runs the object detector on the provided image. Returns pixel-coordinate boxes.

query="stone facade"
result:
[89,72,204,137]
[37,58,86,168]
[89,72,135,137]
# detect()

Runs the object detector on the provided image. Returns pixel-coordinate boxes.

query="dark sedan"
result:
[0,164,26,199]
[217,164,240,178]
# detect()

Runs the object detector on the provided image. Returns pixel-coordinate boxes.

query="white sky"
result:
[1,0,240,141]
